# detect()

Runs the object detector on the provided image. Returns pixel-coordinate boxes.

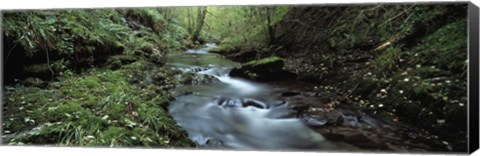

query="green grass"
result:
[3,60,194,147]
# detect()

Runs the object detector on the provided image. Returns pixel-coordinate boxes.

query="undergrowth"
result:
[2,8,188,82]
[2,60,195,147]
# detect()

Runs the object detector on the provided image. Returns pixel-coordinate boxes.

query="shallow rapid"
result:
[165,44,336,150]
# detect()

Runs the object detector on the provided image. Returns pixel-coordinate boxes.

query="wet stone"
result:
[291,104,310,114]
[242,98,268,109]
[218,98,243,108]
[340,114,360,127]
[304,92,323,97]
[215,97,269,109]
[301,114,328,127]
[358,116,381,129]
[281,91,301,97]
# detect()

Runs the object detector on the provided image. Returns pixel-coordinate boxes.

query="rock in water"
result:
[230,56,297,81]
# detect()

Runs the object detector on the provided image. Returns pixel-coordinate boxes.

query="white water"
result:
[214,75,261,95]
[167,43,334,150]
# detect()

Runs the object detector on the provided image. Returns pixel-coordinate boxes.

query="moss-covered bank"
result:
[2,60,195,147]
[274,4,468,151]
[211,3,468,152]
[2,8,189,84]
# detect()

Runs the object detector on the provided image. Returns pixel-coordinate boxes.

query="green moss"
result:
[23,64,51,74]
[243,56,282,67]
[3,63,194,147]
[106,55,139,69]
[208,44,237,53]
[413,19,467,72]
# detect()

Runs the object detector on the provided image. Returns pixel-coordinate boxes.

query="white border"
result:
[0,146,462,156]
[0,0,477,156]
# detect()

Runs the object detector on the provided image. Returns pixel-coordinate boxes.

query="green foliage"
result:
[3,10,125,57]
[171,6,290,49]
[270,4,467,150]
[3,62,194,147]
[372,47,401,71]
[355,17,467,147]
[121,8,188,53]
[325,5,447,50]
[3,8,189,80]
[412,19,467,72]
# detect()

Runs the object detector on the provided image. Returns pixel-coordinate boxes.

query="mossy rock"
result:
[243,56,283,67]
[230,56,297,81]
[106,55,139,69]
[208,44,238,54]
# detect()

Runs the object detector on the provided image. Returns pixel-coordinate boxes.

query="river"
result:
[163,43,445,152]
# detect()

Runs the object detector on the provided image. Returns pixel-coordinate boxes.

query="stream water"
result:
[164,44,337,150]
[164,44,443,151]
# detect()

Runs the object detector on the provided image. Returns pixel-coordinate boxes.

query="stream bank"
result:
[2,8,197,147]
[209,4,468,152]
[1,4,469,152]
[2,59,195,147]
[162,44,450,152]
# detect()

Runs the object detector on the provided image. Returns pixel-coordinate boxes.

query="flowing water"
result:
[164,44,444,151]
[165,44,339,151]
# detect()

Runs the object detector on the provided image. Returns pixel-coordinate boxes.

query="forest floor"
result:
[2,58,196,147]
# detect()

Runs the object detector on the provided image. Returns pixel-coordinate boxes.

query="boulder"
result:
[230,56,297,81]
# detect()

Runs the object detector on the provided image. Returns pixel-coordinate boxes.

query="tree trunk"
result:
[264,7,276,45]
[187,9,193,34]
[192,7,207,42]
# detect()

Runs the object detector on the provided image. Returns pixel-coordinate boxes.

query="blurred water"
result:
[167,43,334,150]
